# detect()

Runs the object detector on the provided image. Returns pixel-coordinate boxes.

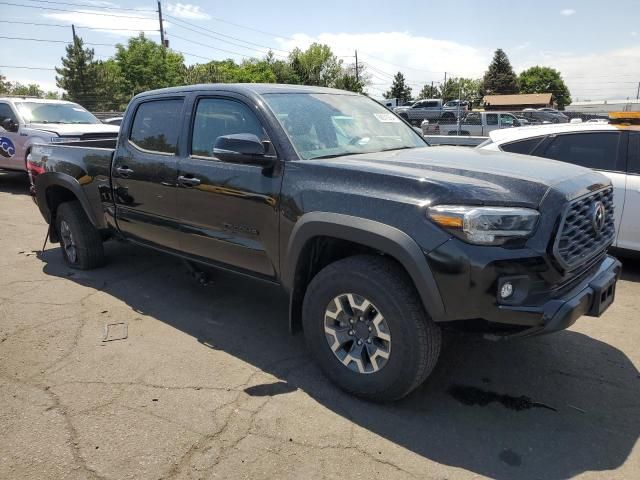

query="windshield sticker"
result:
[374,113,400,123]
[0,137,16,158]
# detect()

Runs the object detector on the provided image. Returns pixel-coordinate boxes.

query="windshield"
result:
[15,102,101,124]
[262,93,427,160]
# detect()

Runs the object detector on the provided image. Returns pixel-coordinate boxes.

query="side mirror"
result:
[213,133,274,166]
[513,119,521,127]
[2,118,18,133]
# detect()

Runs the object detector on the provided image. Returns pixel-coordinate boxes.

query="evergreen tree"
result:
[55,36,99,109]
[384,72,412,102]
[481,49,519,95]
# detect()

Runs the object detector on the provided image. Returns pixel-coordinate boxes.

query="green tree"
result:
[114,34,184,96]
[289,43,342,87]
[384,72,412,102]
[0,71,9,94]
[418,83,439,99]
[482,49,519,95]
[518,66,572,109]
[94,59,127,111]
[440,77,482,104]
[55,36,100,109]
[7,83,44,97]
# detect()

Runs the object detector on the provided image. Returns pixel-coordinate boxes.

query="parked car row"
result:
[22,84,621,402]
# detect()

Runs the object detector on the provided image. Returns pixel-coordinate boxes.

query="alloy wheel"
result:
[323,293,392,374]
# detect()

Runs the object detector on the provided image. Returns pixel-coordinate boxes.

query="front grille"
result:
[553,187,614,270]
[79,132,118,140]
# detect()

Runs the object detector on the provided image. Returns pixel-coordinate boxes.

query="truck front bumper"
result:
[490,255,621,338]
[426,237,622,338]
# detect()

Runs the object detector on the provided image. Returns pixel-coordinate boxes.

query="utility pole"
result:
[354,50,359,83]
[443,72,447,98]
[636,81,640,100]
[157,1,166,48]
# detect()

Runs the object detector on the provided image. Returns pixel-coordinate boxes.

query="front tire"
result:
[302,255,441,402]
[55,201,105,270]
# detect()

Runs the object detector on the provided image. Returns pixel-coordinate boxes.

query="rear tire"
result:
[55,201,105,270]
[302,255,441,402]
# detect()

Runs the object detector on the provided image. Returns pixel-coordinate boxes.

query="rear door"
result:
[618,131,640,251]
[175,94,283,278]
[536,131,627,244]
[111,97,185,250]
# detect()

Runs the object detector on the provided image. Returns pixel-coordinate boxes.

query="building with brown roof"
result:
[483,93,554,111]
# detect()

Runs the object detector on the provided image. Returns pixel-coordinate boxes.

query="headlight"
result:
[50,137,81,143]
[428,205,539,245]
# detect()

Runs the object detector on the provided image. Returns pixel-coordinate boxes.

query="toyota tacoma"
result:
[28,84,621,402]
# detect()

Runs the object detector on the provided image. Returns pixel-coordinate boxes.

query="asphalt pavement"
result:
[1,171,638,480]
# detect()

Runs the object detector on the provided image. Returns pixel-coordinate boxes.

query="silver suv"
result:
[0,97,119,172]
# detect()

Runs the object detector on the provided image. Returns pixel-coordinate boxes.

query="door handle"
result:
[178,175,201,187]
[116,166,134,177]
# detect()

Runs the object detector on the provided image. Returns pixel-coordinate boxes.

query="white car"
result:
[479,119,640,252]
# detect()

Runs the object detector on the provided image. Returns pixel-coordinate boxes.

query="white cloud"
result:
[277,32,491,98]
[632,31,638,37]
[560,9,576,16]
[166,3,210,20]
[516,46,640,100]
[44,9,161,37]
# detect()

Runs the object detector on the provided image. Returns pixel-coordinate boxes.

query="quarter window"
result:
[129,99,183,154]
[191,98,267,158]
[501,137,545,155]
[543,132,622,171]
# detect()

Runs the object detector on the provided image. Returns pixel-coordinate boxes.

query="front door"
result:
[111,97,185,250]
[176,95,283,278]
[0,102,23,170]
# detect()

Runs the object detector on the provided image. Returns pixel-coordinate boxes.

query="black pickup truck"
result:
[28,84,621,401]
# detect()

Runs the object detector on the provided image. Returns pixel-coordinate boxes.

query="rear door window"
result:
[542,132,623,171]
[486,114,498,125]
[129,99,184,154]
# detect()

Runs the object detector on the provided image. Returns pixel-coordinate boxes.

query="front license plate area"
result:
[588,272,617,317]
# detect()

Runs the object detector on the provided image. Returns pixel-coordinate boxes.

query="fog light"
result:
[500,282,514,299]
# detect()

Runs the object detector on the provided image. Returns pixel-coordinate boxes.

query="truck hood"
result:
[27,123,120,136]
[307,147,610,208]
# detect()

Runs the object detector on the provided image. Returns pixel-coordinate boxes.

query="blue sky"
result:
[1,0,639,101]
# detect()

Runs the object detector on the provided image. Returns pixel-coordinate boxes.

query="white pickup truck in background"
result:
[422,111,522,136]
[394,99,468,125]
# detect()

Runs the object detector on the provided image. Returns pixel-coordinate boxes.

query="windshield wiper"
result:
[308,152,362,160]
[379,146,416,153]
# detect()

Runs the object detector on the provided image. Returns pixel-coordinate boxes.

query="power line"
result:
[0,1,154,19]
[0,34,117,46]
[168,33,254,59]
[20,0,156,12]
[167,20,288,58]
[0,19,157,32]
[0,64,56,70]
